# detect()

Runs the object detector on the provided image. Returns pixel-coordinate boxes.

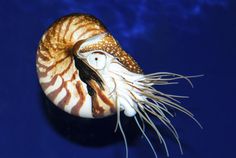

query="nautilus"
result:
[36,14,201,158]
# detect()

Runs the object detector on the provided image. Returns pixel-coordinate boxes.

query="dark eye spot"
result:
[95,57,98,61]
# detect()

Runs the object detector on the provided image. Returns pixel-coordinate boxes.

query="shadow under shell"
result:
[40,92,141,147]
[38,91,193,158]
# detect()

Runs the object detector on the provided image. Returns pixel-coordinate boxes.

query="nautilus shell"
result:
[36,14,201,157]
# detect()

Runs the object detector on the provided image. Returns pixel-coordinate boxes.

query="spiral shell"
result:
[36,14,142,118]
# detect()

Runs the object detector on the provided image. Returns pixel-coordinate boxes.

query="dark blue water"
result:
[0,0,235,158]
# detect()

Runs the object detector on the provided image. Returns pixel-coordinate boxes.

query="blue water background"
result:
[0,0,235,158]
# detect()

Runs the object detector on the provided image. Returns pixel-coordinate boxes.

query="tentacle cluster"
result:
[106,60,202,158]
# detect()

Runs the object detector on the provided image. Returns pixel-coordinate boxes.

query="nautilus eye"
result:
[86,52,107,70]
[36,13,201,158]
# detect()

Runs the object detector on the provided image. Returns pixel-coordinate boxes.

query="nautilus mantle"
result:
[36,14,201,157]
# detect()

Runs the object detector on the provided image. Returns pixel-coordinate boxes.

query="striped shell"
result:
[36,14,142,118]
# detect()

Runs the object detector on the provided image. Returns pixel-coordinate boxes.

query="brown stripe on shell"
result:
[47,77,65,103]
[92,95,105,118]
[45,29,57,52]
[71,81,86,116]
[77,28,101,39]
[63,16,75,43]
[56,71,80,110]
[89,80,116,118]
[36,58,49,70]
[40,75,59,90]
[69,22,96,41]
[59,57,73,76]
[57,84,71,109]
[37,49,50,61]
[36,53,71,79]
[38,43,53,59]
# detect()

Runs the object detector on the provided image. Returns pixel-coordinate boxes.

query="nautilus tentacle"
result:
[36,14,201,158]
